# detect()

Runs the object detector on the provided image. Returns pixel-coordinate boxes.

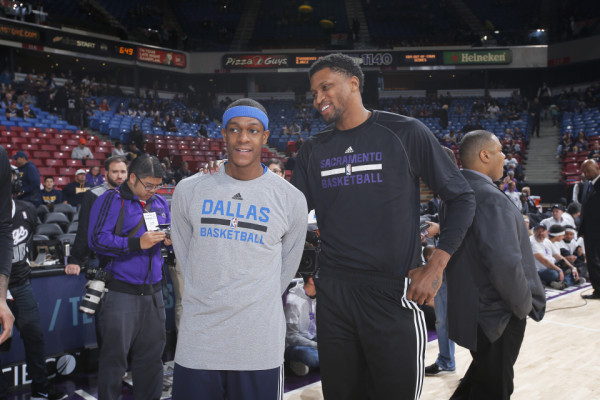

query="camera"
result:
[298,230,320,276]
[79,268,113,315]
[158,224,171,240]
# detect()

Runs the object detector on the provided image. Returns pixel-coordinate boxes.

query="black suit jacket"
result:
[446,170,546,351]
[581,178,600,248]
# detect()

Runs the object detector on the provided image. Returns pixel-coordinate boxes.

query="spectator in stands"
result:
[427,193,441,215]
[130,124,145,152]
[529,97,542,138]
[12,150,40,207]
[40,176,62,211]
[161,163,176,186]
[265,158,285,178]
[62,169,91,209]
[504,153,519,169]
[588,142,600,162]
[126,142,143,161]
[504,181,522,211]
[530,224,567,289]
[86,166,105,187]
[575,132,589,152]
[17,103,36,120]
[291,122,301,135]
[549,103,560,126]
[198,124,208,138]
[565,202,582,230]
[284,274,318,377]
[560,225,587,279]
[174,161,192,183]
[112,141,127,157]
[98,98,110,112]
[442,130,458,147]
[5,102,18,120]
[541,204,574,229]
[547,225,585,286]
[4,189,67,400]
[520,187,539,216]
[165,114,177,132]
[285,151,297,171]
[71,138,94,164]
[439,104,449,129]
[301,118,312,133]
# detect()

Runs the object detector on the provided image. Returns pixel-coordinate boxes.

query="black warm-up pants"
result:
[315,274,426,400]
[450,315,526,400]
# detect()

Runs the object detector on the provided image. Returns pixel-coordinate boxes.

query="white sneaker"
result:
[290,361,309,376]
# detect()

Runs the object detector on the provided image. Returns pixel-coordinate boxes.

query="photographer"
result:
[88,154,171,400]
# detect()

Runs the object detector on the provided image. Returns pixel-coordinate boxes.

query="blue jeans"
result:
[538,268,576,286]
[433,278,455,370]
[285,345,319,368]
[0,281,49,395]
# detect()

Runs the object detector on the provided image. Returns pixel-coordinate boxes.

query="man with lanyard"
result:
[88,154,171,400]
[291,53,475,399]
[171,99,307,399]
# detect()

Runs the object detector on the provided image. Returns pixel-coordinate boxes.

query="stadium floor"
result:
[3,284,596,399]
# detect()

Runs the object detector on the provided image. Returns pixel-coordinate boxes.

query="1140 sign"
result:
[360,53,393,66]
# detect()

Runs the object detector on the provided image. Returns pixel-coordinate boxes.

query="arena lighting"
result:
[320,19,334,29]
[298,4,313,13]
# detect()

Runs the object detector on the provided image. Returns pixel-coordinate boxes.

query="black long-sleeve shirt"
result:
[291,111,475,284]
[0,146,12,277]
[67,183,110,266]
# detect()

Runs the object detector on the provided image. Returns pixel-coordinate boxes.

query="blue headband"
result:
[222,106,269,131]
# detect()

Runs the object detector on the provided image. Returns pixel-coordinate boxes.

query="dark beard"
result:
[107,176,121,188]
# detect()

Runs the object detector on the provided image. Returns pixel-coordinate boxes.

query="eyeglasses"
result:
[135,174,163,191]
[270,169,283,174]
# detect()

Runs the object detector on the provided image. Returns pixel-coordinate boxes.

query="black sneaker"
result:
[582,292,600,300]
[31,387,67,400]
[425,363,455,376]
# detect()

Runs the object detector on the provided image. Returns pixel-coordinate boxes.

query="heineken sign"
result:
[443,50,512,65]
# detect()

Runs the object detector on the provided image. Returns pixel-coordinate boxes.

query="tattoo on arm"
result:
[431,276,441,291]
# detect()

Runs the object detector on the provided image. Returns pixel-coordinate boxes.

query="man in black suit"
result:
[446,130,546,400]
[580,159,600,299]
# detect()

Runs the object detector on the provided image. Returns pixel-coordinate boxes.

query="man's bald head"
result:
[582,159,600,181]
[459,130,505,181]
[459,130,497,169]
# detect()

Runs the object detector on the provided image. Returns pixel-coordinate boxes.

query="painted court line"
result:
[540,318,600,333]
[75,389,97,400]
[284,381,322,397]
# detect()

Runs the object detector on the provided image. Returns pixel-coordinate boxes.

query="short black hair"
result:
[129,153,164,180]
[309,53,364,92]
[264,158,284,171]
[226,98,267,115]
[104,155,128,172]
[44,176,54,182]
[459,130,496,169]
[566,202,581,215]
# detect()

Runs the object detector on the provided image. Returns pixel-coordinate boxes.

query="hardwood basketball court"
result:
[284,285,600,400]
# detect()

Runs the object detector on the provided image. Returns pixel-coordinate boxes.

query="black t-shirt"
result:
[291,110,475,283]
[11,200,37,288]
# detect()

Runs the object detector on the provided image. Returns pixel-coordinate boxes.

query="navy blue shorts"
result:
[172,363,283,400]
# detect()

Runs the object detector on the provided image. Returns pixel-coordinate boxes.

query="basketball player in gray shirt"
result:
[171,99,308,400]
